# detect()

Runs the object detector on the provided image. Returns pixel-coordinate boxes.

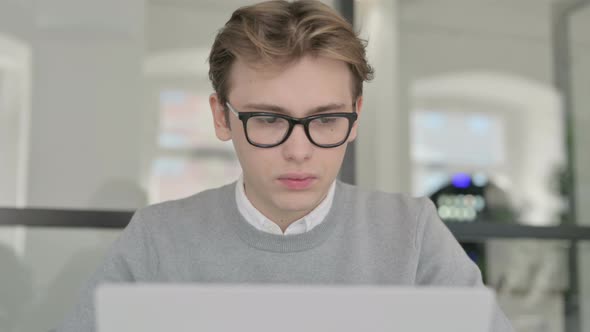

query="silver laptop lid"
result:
[96,284,494,332]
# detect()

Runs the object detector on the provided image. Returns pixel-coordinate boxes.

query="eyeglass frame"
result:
[225,101,358,148]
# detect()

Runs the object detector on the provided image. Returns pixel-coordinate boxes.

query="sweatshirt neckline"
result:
[222,181,346,253]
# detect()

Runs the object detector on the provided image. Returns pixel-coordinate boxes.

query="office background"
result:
[0,0,589,331]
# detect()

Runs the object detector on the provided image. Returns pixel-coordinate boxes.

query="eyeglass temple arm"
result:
[225,102,239,117]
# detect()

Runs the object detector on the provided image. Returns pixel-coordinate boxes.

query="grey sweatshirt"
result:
[57,181,513,331]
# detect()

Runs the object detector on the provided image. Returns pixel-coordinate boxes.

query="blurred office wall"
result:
[0,0,146,211]
[357,0,567,223]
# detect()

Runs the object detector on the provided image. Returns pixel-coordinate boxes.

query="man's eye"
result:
[319,117,337,124]
[255,116,279,124]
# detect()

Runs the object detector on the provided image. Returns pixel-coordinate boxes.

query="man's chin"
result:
[273,196,322,215]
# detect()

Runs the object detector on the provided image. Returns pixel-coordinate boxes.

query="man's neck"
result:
[269,212,309,233]
[242,183,329,233]
[247,195,315,233]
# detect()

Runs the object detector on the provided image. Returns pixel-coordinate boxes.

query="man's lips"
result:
[277,174,318,190]
[278,173,317,181]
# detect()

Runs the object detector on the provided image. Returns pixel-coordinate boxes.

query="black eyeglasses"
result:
[226,102,358,148]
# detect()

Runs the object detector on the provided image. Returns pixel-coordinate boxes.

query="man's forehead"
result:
[227,55,355,100]
[230,56,299,78]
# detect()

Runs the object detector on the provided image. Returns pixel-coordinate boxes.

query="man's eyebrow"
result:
[242,103,348,116]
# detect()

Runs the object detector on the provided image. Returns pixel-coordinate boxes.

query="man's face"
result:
[210,55,362,224]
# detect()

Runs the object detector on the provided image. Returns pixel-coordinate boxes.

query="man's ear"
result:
[209,93,232,141]
[348,95,363,142]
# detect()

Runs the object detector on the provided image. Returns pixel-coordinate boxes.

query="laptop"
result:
[96,284,495,332]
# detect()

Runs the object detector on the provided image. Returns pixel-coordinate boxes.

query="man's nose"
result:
[281,124,313,162]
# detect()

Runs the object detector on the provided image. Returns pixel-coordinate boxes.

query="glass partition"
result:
[0,225,121,332]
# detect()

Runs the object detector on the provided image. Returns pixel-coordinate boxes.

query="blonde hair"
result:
[208,0,374,105]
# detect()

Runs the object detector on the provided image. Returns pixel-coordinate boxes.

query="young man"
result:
[58,1,513,331]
